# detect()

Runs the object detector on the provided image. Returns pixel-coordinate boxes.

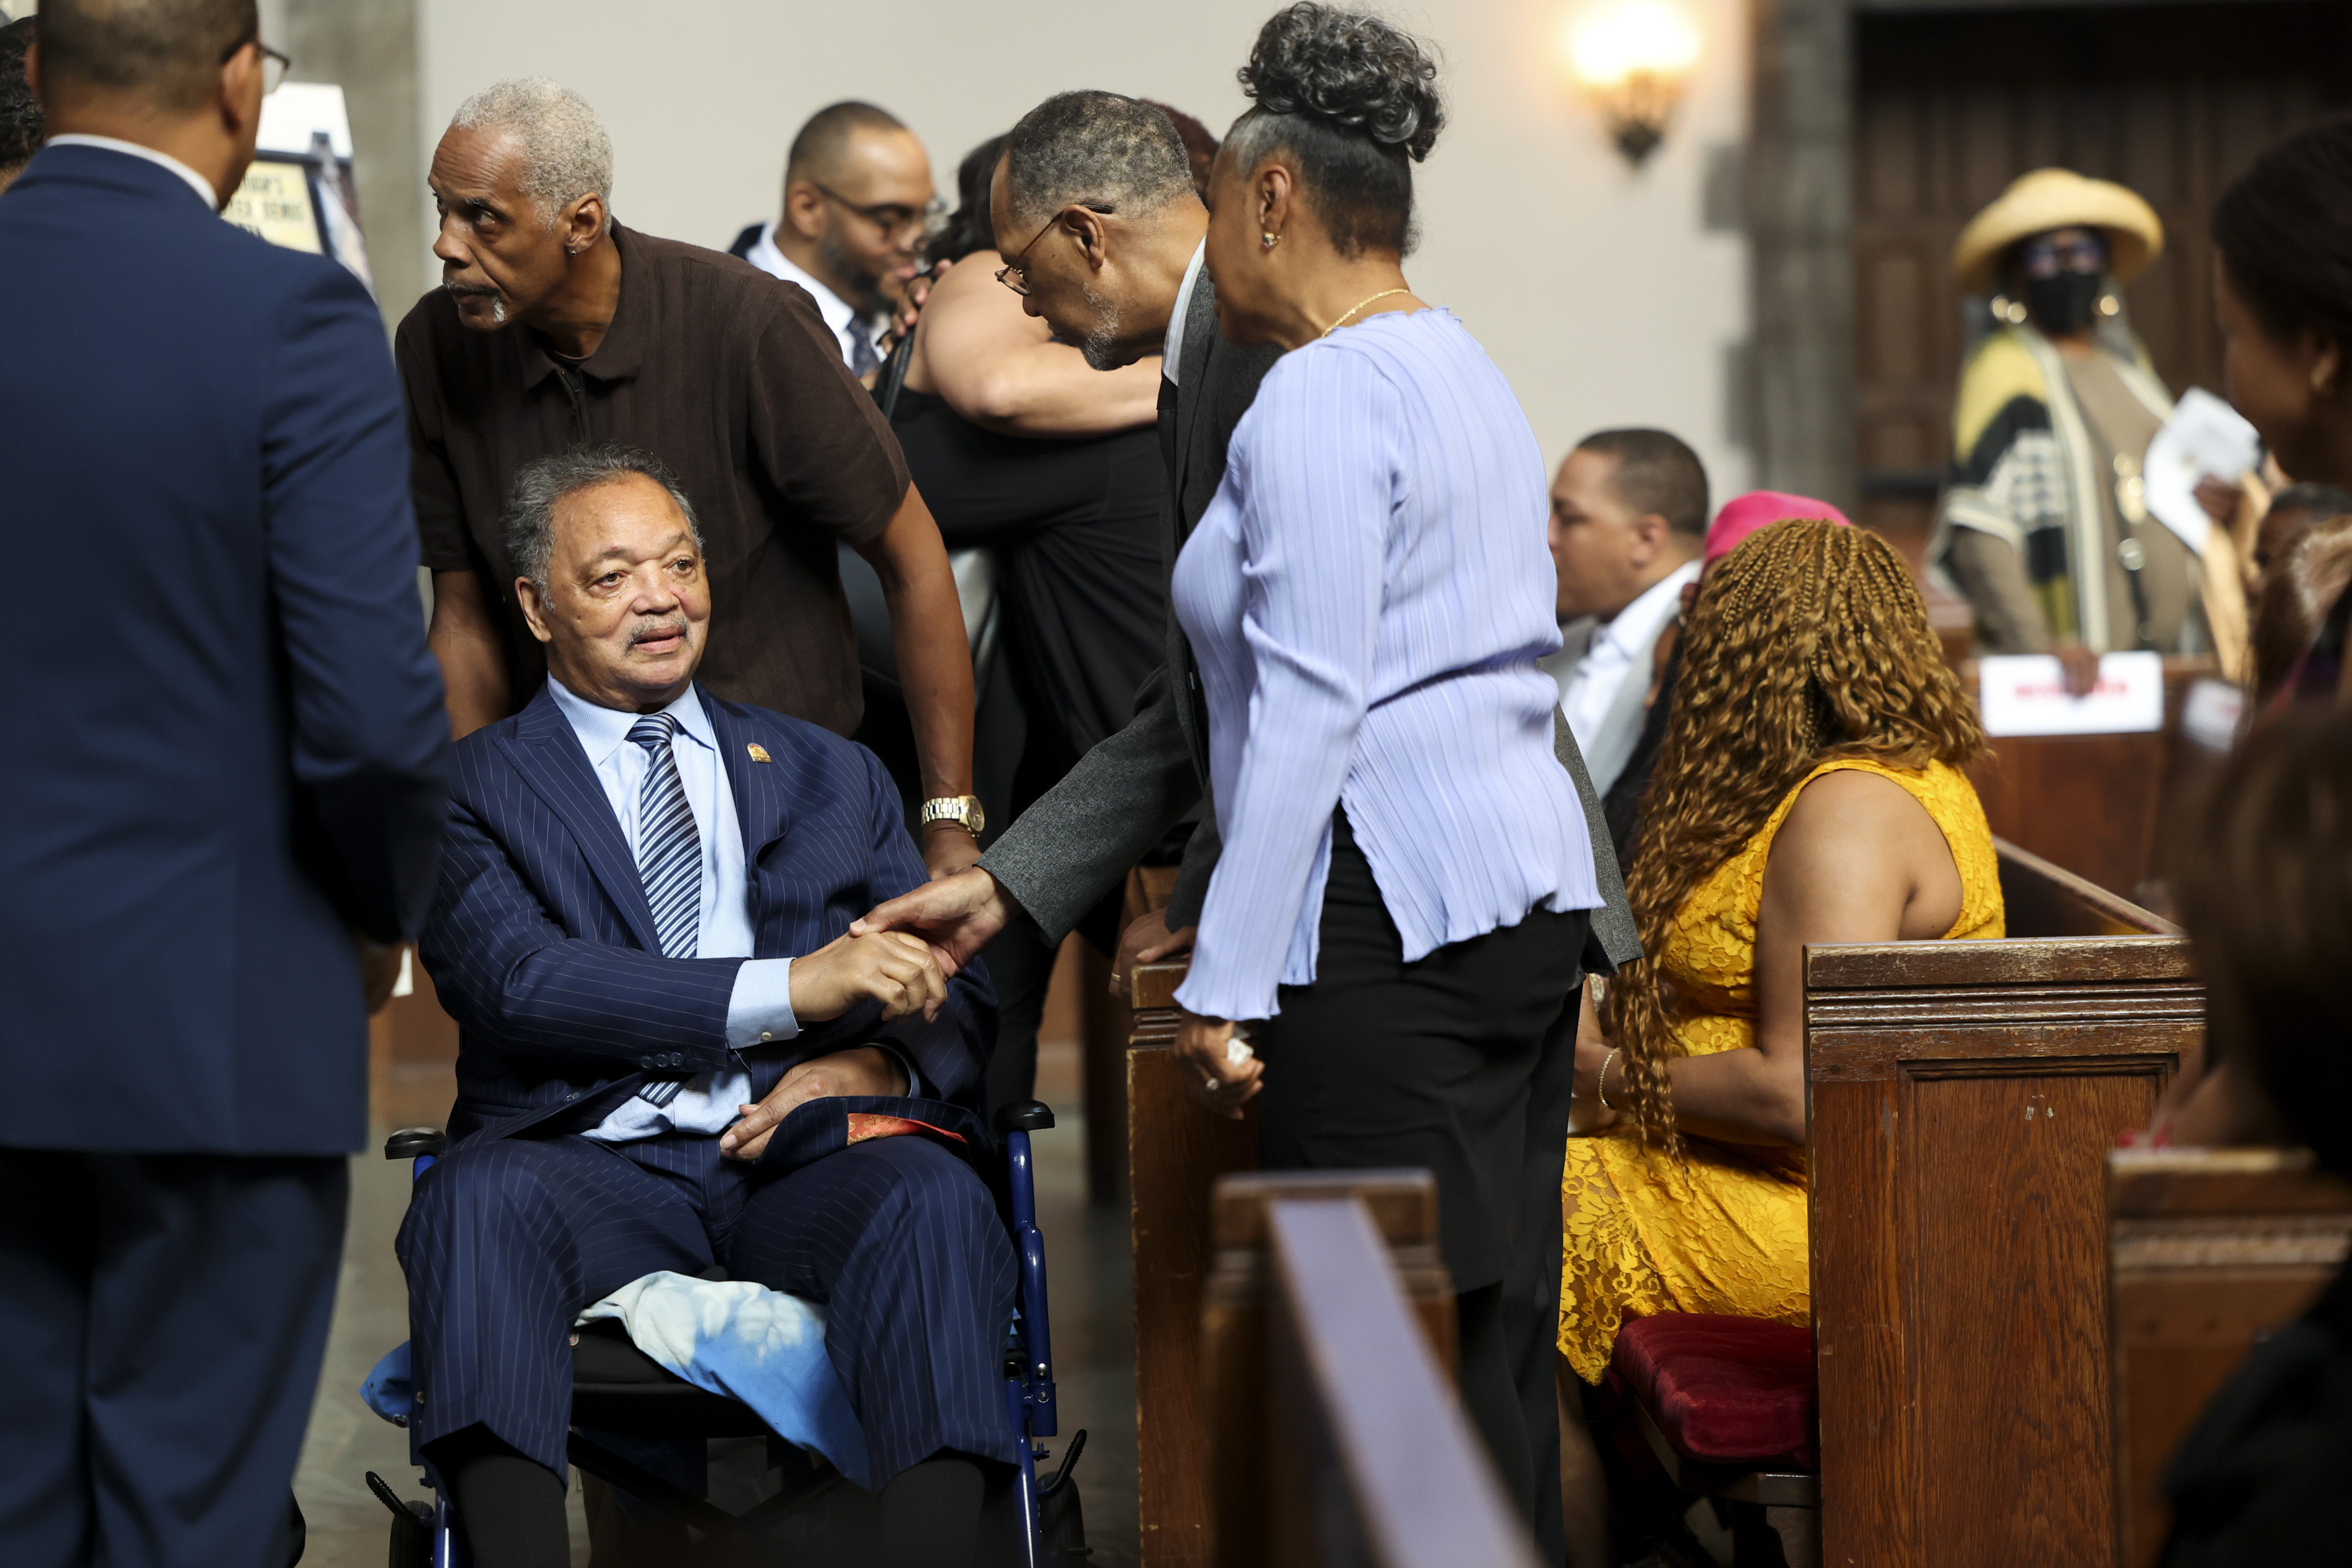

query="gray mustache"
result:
[628,614,690,647]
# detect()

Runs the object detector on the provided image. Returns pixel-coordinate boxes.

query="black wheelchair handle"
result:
[994,1100,1055,1134]
[384,1127,446,1160]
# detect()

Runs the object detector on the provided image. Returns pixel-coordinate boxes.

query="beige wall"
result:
[416,0,1751,492]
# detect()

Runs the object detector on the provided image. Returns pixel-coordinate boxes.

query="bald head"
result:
[786,100,906,187]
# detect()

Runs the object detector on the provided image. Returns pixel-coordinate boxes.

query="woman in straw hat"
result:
[1936,169,2247,691]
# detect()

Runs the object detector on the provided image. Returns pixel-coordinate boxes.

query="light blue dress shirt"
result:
[1170,308,1601,1022]
[546,679,800,1142]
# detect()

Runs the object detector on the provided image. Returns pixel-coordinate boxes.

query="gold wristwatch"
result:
[920,794,985,837]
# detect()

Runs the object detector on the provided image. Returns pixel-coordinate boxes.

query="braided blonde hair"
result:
[1602,519,1986,1160]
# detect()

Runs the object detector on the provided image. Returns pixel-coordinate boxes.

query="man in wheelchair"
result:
[398,444,1008,1566]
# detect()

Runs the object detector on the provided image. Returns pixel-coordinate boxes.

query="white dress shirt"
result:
[741,220,886,368]
[1558,559,1700,757]
[546,679,800,1143]
[1160,241,1208,387]
[45,134,218,210]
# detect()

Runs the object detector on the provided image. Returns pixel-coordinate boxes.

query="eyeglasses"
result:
[810,182,943,241]
[994,201,1114,297]
[220,35,292,95]
[2019,232,2109,281]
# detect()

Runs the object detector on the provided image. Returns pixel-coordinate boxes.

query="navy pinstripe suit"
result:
[401,684,1011,1485]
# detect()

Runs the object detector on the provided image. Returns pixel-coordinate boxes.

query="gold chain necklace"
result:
[1320,287,1414,338]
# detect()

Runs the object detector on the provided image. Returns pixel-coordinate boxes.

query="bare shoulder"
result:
[1769,765,1962,936]
[1773,768,1947,879]
[926,250,1004,310]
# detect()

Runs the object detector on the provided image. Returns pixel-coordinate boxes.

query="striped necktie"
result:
[628,713,700,1105]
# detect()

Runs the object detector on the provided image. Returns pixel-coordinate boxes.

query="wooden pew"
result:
[1964,654,2219,902]
[1202,1170,1540,1568]
[2107,1147,2352,1567]
[1130,960,1258,1568]
[1807,838,2199,1566]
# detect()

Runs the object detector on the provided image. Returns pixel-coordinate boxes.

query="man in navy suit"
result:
[401,445,1010,1568]
[0,3,452,1564]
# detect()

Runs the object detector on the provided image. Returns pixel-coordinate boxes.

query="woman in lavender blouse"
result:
[1171,3,1603,1505]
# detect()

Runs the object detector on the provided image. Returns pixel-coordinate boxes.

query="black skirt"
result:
[1254,811,1586,1290]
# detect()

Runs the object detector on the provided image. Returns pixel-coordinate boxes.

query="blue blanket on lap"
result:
[361,1272,869,1486]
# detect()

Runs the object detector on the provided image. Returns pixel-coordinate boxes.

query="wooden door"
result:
[1850,1,2352,569]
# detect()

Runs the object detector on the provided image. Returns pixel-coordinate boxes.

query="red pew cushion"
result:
[1610,1313,1819,1468]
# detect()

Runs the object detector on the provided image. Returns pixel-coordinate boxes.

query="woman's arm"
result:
[907,249,1161,437]
[1646,768,1965,1145]
[1171,354,1392,1025]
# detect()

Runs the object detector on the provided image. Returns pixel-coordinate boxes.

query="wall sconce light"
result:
[1563,0,1700,167]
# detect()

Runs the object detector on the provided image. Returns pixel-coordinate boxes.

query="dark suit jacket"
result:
[421,684,992,1144]
[0,145,449,1156]
[978,270,1642,975]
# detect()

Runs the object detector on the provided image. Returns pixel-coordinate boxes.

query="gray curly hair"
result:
[502,445,702,595]
[449,78,614,231]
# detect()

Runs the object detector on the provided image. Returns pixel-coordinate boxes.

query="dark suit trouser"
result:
[0,1148,347,1568]
[396,1130,1018,1488]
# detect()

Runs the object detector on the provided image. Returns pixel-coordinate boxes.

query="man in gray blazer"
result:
[855,91,1634,1562]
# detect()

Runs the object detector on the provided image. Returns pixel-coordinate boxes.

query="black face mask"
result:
[2025,271,2103,336]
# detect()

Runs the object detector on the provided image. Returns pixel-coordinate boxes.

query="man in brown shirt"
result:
[401,78,981,875]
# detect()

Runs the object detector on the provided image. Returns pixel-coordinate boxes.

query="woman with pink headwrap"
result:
[1704,490,1854,577]
[1596,493,1853,851]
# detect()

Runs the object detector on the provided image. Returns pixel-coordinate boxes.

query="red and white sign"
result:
[1977,651,2165,738]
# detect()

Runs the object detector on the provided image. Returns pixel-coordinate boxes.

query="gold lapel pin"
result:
[746,743,771,764]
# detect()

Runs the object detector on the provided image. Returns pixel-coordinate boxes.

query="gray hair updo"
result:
[1226,4,1445,256]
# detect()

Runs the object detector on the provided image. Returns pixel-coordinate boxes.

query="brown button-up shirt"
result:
[397,223,909,732]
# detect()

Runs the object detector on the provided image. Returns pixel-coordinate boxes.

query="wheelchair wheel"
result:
[1039,1472,1091,1563]
[366,1471,435,1568]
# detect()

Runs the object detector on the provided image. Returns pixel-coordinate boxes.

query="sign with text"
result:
[223,156,321,253]
[1978,651,2165,738]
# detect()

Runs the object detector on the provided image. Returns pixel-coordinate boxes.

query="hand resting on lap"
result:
[719,1046,909,1161]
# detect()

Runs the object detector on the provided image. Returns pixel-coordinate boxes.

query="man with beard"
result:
[400,78,985,877]
[729,100,935,384]
[851,85,1639,1568]
[1936,168,2245,689]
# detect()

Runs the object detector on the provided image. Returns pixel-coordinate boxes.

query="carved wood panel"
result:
[1806,933,2202,1567]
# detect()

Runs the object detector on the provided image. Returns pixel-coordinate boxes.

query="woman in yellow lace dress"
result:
[1555,518,2004,1411]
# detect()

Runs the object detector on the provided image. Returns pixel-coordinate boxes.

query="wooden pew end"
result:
[2107,1145,2352,1567]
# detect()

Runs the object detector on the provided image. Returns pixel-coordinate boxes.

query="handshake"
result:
[789,927,954,1025]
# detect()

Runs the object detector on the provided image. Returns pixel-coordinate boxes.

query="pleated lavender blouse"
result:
[1170,307,1600,1022]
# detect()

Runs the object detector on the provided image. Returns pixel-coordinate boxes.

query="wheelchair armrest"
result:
[995,1100,1055,1134]
[384,1127,446,1160]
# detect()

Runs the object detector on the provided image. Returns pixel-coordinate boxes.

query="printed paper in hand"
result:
[2142,388,2259,555]
[1978,651,2165,737]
